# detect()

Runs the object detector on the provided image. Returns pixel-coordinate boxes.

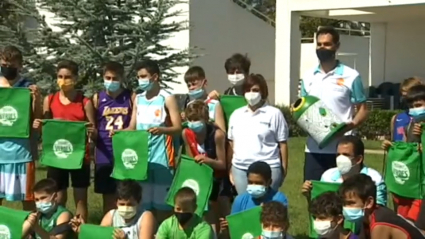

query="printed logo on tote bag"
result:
[241,233,254,239]
[0,106,18,126]
[392,161,410,184]
[121,149,138,169]
[0,224,11,239]
[182,179,200,195]
[53,139,74,159]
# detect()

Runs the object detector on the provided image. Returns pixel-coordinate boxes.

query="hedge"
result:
[277,105,400,140]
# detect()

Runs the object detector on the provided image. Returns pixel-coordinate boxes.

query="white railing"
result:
[231,0,276,27]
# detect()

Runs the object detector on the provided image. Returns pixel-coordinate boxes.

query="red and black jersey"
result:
[366,206,424,239]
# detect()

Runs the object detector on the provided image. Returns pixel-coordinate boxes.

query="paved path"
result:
[365,149,385,155]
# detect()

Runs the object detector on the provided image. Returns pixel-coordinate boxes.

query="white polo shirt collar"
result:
[313,61,345,77]
[242,102,268,114]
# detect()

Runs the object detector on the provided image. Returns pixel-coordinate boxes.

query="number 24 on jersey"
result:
[105,116,124,131]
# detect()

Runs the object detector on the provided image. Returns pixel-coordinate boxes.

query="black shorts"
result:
[94,164,117,195]
[209,180,221,202]
[303,153,337,181]
[46,164,91,190]
[219,176,237,199]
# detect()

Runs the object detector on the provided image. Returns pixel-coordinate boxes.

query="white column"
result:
[369,23,387,87]
[274,2,301,106]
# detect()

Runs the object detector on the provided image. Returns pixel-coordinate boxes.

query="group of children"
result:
[0,45,293,238]
[3,41,425,239]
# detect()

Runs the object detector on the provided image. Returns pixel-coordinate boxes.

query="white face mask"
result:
[117,206,137,219]
[313,220,336,238]
[244,92,262,106]
[336,155,354,175]
[228,74,245,85]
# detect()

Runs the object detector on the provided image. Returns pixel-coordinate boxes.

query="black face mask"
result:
[316,48,336,62]
[174,212,193,226]
[1,66,18,80]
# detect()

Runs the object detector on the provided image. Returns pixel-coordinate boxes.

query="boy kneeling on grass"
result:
[22,179,74,239]
[156,187,214,239]
[310,191,359,239]
[71,180,156,239]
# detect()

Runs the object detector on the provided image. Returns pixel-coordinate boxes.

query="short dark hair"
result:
[184,66,205,83]
[174,187,197,208]
[339,174,376,204]
[338,135,365,157]
[247,161,272,181]
[0,45,23,65]
[406,84,425,107]
[33,179,58,194]
[224,53,251,74]
[103,61,124,77]
[316,26,340,44]
[116,180,142,203]
[57,60,79,76]
[309,192,342,218]
[136,60,160,76]
[243,73,269,100]
[261,201,289,228]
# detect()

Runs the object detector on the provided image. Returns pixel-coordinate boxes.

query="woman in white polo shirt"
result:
[228,74,289,194]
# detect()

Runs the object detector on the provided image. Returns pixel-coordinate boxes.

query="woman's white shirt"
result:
[228,103,289,170]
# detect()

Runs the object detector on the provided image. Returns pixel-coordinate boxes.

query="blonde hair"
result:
[401,77,423,93]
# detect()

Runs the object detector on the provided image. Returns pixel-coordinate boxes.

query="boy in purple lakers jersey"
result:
[93,61,135,213]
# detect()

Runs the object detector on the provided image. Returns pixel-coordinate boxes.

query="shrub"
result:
[358,110,400,140]
[277,105,400,140]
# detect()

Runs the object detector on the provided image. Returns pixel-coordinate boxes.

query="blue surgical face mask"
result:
[36,201,55,214]
[188,88,205,99]
[246,184,267,198]
[104,80,121,92]
[188,121,205,133]
[342,207,365,222]
[262,230,284,239]
[138,78,153,91]
[409,107,425,117]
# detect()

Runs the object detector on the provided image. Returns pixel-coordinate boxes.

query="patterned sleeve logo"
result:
[0,106,18,126]
[121,149,138,169]
[391,161,410,184]
[53,139,74,159]
[181,179,199,195]
[0,225,11,239]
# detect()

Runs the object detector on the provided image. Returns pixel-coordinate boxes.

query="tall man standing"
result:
[299,26,368,181]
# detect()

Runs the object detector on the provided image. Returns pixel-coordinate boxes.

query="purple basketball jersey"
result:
[95,90,132,164]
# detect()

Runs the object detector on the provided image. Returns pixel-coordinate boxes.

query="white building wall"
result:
[189,0,275,101]
[383,21,425,83]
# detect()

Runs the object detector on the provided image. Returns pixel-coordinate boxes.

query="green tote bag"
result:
[0,88,31,138]
[385,142,422,199]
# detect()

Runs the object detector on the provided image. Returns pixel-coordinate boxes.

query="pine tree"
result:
[36,0,192,96]
[0,0,51,87]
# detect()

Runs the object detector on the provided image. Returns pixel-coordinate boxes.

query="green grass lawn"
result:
[3,137,386,239]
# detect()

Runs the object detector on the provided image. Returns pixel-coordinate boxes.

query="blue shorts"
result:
[140,164,174,211]
[0,161,35,201]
